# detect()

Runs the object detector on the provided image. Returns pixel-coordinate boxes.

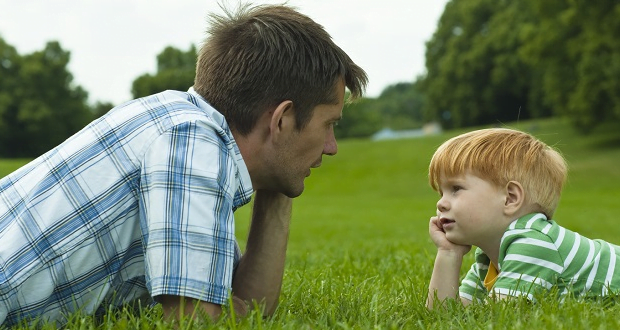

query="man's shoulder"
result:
[119,90,206,116]
[105,90,227,134]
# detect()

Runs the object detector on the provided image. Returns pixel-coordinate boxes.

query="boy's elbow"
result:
[425,296,472,310]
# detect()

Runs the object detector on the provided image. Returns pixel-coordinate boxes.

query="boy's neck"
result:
[479,210,541,270]
[478,239,503,270]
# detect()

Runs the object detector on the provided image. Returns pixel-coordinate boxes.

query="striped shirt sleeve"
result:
[459,248,490,302]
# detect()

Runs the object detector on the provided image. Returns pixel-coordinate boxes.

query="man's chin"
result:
[284,188,304,198]
[282,182,305,198]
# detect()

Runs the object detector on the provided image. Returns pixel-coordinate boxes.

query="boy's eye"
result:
[452,185,462,193]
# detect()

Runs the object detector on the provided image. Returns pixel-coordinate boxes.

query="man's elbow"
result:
[231,295,279,317]
[158,295,222,323]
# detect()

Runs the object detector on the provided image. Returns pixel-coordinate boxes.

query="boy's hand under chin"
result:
[429,216,471,256]
[426,215,473,309]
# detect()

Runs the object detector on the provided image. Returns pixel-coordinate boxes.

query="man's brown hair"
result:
[194,3,368,135]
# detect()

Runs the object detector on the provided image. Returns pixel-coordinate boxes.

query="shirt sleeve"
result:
[138,120,239,305]
[459,248,489,302]
[493,230,564,301]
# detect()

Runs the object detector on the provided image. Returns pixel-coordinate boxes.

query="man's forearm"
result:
[232,190,292,315]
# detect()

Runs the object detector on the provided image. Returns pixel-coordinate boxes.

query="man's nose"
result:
[323,129,337,156]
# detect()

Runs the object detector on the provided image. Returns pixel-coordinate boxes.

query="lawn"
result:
[2,117,620,329]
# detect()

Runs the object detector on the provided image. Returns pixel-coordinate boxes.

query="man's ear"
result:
[268,100,295,143]
[504,181,525,216]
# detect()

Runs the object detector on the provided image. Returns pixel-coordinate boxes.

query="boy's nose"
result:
[436,197,448,212]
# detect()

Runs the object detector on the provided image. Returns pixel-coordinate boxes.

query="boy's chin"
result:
[445,234,468,246]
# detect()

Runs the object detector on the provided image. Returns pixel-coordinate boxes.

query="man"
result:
[0,3,368,327]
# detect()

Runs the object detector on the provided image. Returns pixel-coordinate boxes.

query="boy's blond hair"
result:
[429,128,567,218]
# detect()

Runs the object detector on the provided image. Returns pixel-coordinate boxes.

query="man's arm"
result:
[231,189,292,315]
[160,190,292,321]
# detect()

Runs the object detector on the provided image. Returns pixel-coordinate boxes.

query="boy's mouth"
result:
[440,217,455,227]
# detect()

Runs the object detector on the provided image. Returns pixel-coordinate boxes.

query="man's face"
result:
[270,80,345,198]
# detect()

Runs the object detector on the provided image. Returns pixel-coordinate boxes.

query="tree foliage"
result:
[0,37,94,157]
[423,0,540,129]
[131,45,197,98]
[519,0,620,132]
[423,0,620,132]
[336,97,383,139]
[335,80,426,140]
[376,81,426,130]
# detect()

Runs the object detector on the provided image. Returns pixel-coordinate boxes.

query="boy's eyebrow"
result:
[440,176,465,185]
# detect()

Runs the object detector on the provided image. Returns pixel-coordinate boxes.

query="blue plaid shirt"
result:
[0,89,254,327]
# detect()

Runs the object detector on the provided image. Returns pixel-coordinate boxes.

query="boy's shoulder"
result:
[500,213,562,252]
[507,213,557,233]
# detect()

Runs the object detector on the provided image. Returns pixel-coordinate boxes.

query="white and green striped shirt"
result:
[460,213,620,302]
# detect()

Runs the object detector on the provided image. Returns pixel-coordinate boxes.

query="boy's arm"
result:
[426,216,472,309]
[427,250,472,308]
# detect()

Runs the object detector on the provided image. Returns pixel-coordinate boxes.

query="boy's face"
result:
[435,172,508,247]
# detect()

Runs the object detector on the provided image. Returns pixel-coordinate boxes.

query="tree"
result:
[422,0,545,129]
[520,0,620,132]
[0,37,21,155]
[375,80,426,130]
[423,0,620,132]
[335,96,382,139]
[0,37,93,157]
[91,101,115,119]
[131,45,197,98]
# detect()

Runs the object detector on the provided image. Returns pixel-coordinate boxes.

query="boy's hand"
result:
[426,216,471,309]
[428,216,471,256]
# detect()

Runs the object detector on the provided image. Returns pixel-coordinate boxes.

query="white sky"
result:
[0,0,448,105]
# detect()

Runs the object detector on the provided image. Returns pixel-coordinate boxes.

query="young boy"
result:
[425,128,620,308]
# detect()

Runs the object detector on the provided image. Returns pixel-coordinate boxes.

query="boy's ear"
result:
[268,100,296,143]
[504,181,525,216]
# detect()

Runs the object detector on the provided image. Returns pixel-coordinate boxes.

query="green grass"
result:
[2,117,620,329]
[0,159,32,176]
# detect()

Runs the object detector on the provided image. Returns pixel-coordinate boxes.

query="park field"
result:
[1,117,620,329]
